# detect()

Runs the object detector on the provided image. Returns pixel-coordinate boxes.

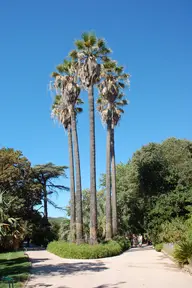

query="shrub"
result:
[47,240,123,259]
[113,236,131,251]
[173,240,192,266]
[159,218,186,244]
[154,243,163,252]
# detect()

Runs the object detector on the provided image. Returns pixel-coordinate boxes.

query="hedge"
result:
[154,243,163,252]
[47,238,130,259]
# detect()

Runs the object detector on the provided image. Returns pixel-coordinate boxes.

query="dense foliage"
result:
[47,239,130,259]
[0,148,67,251]
[100,138,192,243]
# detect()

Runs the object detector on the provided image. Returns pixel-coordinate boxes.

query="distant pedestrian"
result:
[138,234,143,247]
[133,234,138,247]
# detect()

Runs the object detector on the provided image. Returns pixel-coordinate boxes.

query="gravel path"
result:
[27,247,191,288]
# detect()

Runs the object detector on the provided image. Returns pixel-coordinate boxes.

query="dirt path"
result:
[26,247,191,288]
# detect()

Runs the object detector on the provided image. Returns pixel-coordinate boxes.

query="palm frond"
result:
[89,33,97,46]
[76,98,84,105]
[69,50,78,60]
[116,107,125,114]
[52,94,61,107]
[97,38,105,48]
[81,32,89,42]
[75,107,83,114]
[115,66,124,74]
[115,99,129,106]
[56,64,65,74]
[99,47,112,55]
[52,72,60,78]
[103,60,117,71]
[101,56,111,62]
[75,40,85,50]
[118,82,125,89]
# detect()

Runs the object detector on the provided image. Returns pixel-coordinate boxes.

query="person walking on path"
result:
[138,234,143,247]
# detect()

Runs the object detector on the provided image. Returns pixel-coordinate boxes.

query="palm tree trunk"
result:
[106,111,112,240]
[71,109,83,244]
[43,186,48,220]
[88,85,97,244]
[111,124,117,236]
[67,124,76,243]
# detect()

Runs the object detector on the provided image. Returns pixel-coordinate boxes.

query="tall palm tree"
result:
[110,97,128,236]
[52,95,76,242]
[97,61,129,238]
[70,32,111,244]
[52,60,84,243]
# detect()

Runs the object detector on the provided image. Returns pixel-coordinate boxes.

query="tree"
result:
[63,189,106,242]
[32,163,68,220]
[70,32,111,244]
[52,60,84,243]
[52,95,76,242]
[100,138,192,242]
[97,61,129,238]
[0,148,42,250]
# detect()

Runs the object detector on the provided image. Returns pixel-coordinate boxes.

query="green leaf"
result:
[75,40,85,50]
[81,32,89,42]
[97,38,105,48]
[89,33,97,46]
[56,64,65,74]
[69,50,78,59]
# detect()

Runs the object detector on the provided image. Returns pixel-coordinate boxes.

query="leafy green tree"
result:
[32,163,68,220]
[62,189,106,242]
[100,138,192,242]
[70,32,111,244]
[59,218,70,241]
[0,148,43,250]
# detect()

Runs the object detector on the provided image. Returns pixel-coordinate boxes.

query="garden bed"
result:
[47,239,130,259]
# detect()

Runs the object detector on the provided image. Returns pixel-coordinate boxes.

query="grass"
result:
[0,251,30,288]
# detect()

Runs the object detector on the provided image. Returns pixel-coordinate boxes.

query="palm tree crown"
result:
[97,61,130,125]
[70,32,111,88]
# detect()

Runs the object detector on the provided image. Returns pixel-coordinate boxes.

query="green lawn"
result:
[0,251,30,288]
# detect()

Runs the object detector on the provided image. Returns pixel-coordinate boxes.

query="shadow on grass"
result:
[0,256,30,282]
[0,257,28,265]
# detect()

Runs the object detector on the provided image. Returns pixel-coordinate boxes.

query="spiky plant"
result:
[70,32,111,244]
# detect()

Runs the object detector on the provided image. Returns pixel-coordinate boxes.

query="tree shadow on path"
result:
[93,282,126,288]
[30,261,108,277]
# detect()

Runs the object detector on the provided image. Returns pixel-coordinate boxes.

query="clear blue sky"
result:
[0,0,191,217]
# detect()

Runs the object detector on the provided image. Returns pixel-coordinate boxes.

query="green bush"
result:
[112,236,131,251]
[154,243,163,252]
[47,240,123,259]
[173,240,192,266]
[159,218,186,244]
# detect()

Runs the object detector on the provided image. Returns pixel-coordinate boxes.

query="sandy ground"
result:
[26,247,192,288]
